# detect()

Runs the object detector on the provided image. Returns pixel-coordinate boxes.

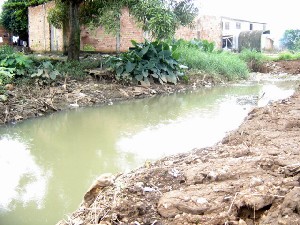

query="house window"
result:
[225,22,230,30]
[250,23,253,30]
[236,22,241,29]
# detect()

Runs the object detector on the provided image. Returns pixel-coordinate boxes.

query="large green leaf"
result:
[50,70,60,80]
[116,66,124,77]
[125,62,136,73]
[135,74,143,81]
[160,74,167,83]
[140,77,150,86]
[158,50,172,58]
[138,45,150,57]
[166,74,177,84]
[142,70,148,77]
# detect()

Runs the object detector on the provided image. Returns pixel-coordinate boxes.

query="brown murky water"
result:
[0,79,298,225]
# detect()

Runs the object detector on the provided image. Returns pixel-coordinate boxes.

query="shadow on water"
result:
[0,79,298,225]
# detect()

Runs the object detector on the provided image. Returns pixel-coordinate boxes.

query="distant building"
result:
[221,17,273,52]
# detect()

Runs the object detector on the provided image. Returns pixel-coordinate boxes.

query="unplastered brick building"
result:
[28,1,223,53]
[0,26,10,45]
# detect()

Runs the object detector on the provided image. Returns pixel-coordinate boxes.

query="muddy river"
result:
[0,78,298,225]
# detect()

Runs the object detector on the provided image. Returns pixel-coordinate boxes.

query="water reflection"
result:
[0,80,298,225]
[0,136,50,212]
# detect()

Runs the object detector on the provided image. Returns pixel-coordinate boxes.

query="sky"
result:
[197,0,300,41]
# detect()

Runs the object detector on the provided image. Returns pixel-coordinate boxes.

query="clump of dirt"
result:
[264,59,300,75]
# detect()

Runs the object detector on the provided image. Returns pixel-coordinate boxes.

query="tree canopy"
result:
[280,29,300,51]
[48,0,198,60]
[0,0,50,41]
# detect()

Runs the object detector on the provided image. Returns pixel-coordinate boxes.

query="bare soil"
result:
[1,60,300,225]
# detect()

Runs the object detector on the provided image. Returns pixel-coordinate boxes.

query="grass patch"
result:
[238,49,269,72]
[276,51,300,61]
[175,45,249,81]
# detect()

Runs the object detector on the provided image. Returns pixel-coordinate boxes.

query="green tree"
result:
[48,0,198,61]
[0,0,50,44]
[280,29,300,51]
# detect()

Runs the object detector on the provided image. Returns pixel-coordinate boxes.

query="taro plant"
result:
[0,67,15,85]
[31,61,61,82]
[0,53,33,77]
[106,40,186,85]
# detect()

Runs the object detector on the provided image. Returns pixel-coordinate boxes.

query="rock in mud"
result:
[82,173,115,207]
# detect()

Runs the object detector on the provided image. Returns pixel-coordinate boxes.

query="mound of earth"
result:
[265,59,300,75]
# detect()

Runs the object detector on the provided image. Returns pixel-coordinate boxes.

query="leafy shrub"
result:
[276,51,300,61]
[0,53,33,77]
[106,40,186,85]
[0,67,15,85]
[31,61,61,82]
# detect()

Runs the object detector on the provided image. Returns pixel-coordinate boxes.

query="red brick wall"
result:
[175,25,198,40]
[28,1,63,51]
[28,2,223,52]
[0,26,10,45]
[197,15,222,49]
[119,8,144,51]
[81,8,144,53]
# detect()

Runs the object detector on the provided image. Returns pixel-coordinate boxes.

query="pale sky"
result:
[197,0,300,40]
[0,1,4,12]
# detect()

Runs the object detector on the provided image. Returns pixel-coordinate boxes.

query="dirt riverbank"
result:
[0,60,299,126]
[51,61,300,225]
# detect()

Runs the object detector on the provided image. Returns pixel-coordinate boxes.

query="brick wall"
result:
[197,15,222,49]
[28,1,63,51]
[28,2,223,52]
[81,8,144,53]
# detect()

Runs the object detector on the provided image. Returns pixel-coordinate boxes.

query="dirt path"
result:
[52,61,300,225]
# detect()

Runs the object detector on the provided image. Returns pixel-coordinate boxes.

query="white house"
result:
[221,17,271,51]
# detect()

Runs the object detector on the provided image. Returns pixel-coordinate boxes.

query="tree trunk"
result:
[62,19,69,56]
[67,1,81,61]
